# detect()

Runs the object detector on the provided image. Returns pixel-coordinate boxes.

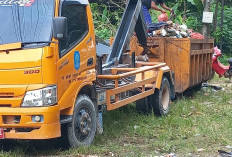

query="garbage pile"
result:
[147,14,205,39]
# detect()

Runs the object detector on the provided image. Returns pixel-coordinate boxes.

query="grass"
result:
[0,76,232,157]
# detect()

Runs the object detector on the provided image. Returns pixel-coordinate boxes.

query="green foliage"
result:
[220,7,232,54]
[185,13,202,32]
[218,53,232,65]
[90,3,123,39]
[167,1,184,24]
[211,5,232,54]
[151,0,204,30]
[90,0,206,38]
[192,0,203,11]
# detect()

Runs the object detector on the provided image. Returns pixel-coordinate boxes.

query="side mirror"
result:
[53,17,67,40]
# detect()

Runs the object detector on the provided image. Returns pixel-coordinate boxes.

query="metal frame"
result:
[98,63,166,110]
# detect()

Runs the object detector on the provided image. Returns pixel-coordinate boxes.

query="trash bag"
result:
[213,46,222,57]
[147,22,168,33]
[158,13,168,22]
[190,32,205,39]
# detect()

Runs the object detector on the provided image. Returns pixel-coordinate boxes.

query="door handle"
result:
[87,57,93,66]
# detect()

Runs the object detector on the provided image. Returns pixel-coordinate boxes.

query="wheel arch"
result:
[60,83,97,116]
[155,66,175,100]
[78,84,97,101]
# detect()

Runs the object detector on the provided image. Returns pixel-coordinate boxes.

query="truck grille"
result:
[0,93,14,98]
[0,104,11,107]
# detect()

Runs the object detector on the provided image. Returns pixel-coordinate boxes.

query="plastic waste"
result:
[190,32,205,39]
[158,13,168,22]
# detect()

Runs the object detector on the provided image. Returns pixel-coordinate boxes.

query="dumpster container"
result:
[146,37,214,93]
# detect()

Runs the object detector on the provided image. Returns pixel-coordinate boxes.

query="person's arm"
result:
[151,1,166,13]
[160,3,173,13]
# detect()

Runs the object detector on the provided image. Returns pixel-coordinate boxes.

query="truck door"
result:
[57,0,95,100]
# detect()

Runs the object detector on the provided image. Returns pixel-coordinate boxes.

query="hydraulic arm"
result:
[103,0,147,68]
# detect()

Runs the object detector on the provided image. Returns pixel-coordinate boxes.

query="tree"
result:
[202,0,212,38]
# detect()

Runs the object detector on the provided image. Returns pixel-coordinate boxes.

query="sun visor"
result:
[0,0,35,7]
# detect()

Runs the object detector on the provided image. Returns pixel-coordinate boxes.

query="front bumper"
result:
[0,105,60,139]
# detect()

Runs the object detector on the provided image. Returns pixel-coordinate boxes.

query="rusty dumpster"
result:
[146,37,214,93]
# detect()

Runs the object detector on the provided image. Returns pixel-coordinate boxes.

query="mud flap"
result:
[96,112,103,134]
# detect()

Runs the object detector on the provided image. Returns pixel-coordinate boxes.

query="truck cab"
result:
[0,0,97,143]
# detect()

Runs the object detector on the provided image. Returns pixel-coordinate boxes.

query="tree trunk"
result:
[213,0,219,32]
[183,0,187,22]
[220,0,225,50]
[202,0,212,38]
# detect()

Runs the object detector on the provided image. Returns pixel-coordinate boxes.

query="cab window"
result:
[59,2,88,57]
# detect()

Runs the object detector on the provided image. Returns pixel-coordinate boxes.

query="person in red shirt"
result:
[141,0,173,24]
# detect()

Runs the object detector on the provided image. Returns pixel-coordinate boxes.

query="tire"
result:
[150,76,171,116]
[136,97,152,115]
[66,95,97,148]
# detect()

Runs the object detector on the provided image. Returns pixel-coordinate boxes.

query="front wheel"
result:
[67,95,97,148]
[149,76,171,116]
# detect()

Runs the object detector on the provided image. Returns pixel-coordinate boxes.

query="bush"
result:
[90,1,124,39]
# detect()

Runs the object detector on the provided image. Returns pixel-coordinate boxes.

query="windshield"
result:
[0,0,55,45]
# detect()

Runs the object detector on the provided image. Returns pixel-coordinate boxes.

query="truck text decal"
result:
[24,70,40,74]
[0,0,35,7]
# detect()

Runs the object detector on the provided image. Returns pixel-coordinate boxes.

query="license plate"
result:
[0,128,4,139]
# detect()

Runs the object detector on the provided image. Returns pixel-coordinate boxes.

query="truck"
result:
[0,0,214,148]
[0,0,176,147]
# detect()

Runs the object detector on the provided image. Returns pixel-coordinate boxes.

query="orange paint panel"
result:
[26,84,48,91]
[0,97,23,108]
[155,70,164,89]
[58,81,95,115]
[0,42,21,51]
[0,67,42,84]
[57,5,96,103]
[5,123,60,139]
[107,89,154,111]
[0,48,42,70]
[98,64,166,80]
[0,85,27,97]
[41,47,57,84]
[135,71,158,82]
[0,106,60,139]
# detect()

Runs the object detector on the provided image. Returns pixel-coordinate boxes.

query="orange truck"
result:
[0,0,176,148]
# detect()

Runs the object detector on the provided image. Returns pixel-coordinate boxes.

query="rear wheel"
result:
[67,95,96,148]
[150,76,171,116]
[136,97,152,115]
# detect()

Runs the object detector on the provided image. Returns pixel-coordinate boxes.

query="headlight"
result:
[21,85,57,107]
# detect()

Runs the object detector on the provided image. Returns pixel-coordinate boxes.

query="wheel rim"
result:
[162,85,170,111]
[75,108,92,142]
